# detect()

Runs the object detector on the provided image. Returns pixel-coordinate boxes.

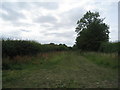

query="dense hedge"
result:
[2,39,119,58]
[99,42,120,53]
[2,39,69,58]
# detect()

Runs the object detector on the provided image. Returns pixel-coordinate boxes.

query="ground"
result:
[2,51,118,88]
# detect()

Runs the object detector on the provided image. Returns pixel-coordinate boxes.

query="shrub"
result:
[99,42,119,53]
[2,39,69,58]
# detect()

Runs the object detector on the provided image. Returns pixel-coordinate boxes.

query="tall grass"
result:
[2,51,65,70]
[81,52,118,69]
[3,51,118,70]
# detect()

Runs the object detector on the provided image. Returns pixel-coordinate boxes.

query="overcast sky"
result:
[0,0,119,46]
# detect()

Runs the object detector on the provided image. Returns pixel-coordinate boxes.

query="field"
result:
[2,51,118,88]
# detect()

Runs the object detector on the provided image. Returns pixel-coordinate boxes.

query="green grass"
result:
[81,52,118,69]
[2,51,118,88]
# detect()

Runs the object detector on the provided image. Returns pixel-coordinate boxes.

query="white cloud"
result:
[0,0,118,46]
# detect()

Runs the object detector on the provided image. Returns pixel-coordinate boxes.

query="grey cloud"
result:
[35,15,57,24]
[16,2,31,10]
[64,8,85,22]
[35,7,85,33]
[0,2,26,21]
[0,2,58,26]
[1,10,25,22]
[44,32,75,38]
[20,29,31,32]
[46,7,85,30]
[32,2,59,10]
[12,22,33,27]
[118,1,120,41]
[1,2,31,11]
[58,7,85,27]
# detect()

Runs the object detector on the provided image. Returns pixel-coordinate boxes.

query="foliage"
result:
[2,39,40,58]
[99,42,120,53]
[2,39,69,58]
[75,11,109,51]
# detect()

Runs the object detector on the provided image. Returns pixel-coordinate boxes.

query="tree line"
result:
[2,38,119,58]
[2,39,70,58]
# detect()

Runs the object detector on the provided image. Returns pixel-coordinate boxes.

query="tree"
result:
[75,11,109,51]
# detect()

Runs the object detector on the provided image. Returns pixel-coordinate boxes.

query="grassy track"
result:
[2,51,118,88]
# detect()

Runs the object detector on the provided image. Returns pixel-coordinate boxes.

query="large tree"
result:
[75,11,109,51]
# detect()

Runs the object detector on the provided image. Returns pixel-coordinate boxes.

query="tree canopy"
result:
[75,11,109,51]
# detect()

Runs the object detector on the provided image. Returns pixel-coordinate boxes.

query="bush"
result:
[99,42,119,53]
[2,39,69,58]
[2,39,40,58]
